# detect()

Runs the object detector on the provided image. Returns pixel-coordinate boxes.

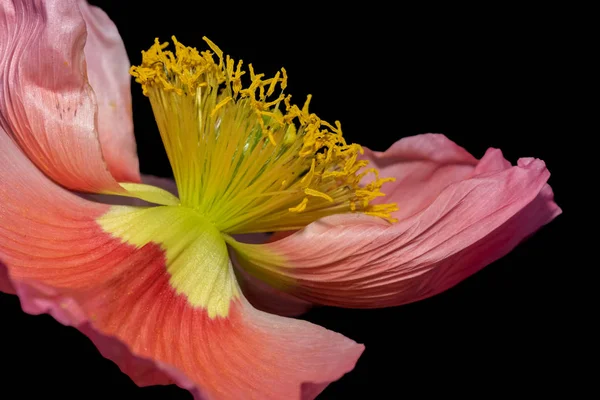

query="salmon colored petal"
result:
[361,133,478,220]
[79,0,140,183]
[0,0,133,193]
[0,132,362,399]
[5,272,362,399]
[229,147,561,308]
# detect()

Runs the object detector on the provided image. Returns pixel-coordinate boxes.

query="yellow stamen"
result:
[288,197,309,213]
[130,36,398,234]
[304,188,334,203]
[211,96,233,117]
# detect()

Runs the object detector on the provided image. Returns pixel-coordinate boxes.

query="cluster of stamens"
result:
[130,36,397,234]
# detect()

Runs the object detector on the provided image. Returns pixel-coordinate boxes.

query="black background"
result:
[1,1,573,399]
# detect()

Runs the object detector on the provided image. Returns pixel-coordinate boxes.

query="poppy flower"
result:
[0,0,561,399]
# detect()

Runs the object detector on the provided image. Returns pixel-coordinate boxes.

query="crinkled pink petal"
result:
[79,0,140,183]
[231,138,561,308]
[0,129,362,399]
[270,133,479,241]
[0,0,134,193]
[361,133,478,220]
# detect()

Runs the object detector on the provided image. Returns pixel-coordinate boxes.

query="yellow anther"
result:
[304,188,334,202]
[266,71,280,97]
[302,94,312,115]
[289,198,308,213]
[226,56,234,79]
[211,96,233,117]
[281,68,288,90]
[260,111,285,126]
[202,36,223,63]
[301,159,316,185]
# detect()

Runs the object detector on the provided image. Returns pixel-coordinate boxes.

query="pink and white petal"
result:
[0,0,131,193]
[229,151,561,308]
[362,134,478,220]
[79,0,140,183]
[0,131,362,399]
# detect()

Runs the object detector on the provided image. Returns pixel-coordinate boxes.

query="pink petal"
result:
[0,130,362,399]
[229,141,561,308]
[361,133,478,220]
[0,0,136,193]
[79,0,140,183]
